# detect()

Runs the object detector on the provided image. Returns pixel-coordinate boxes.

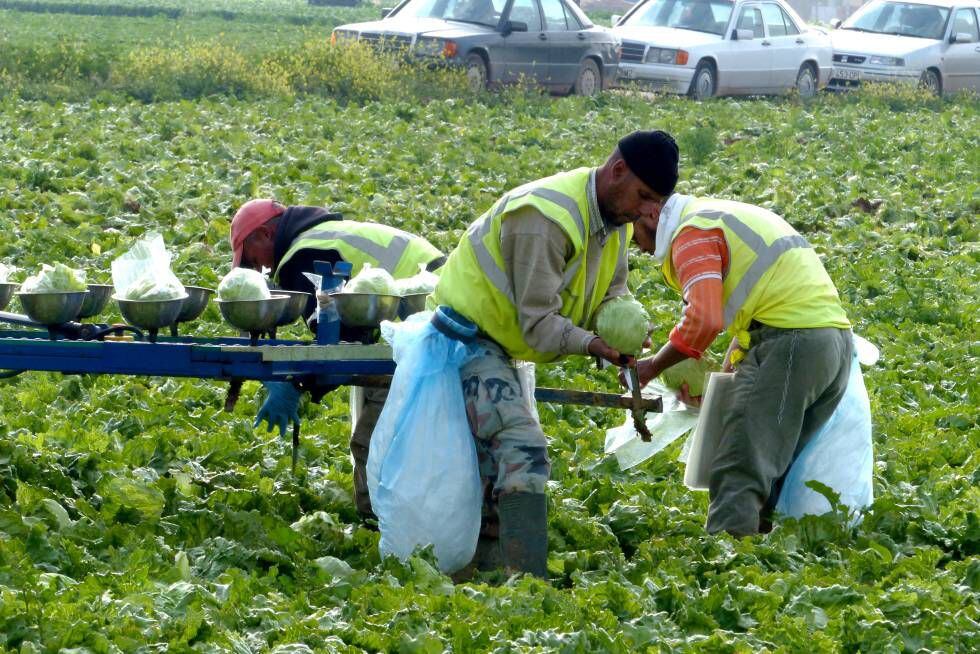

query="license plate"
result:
[833,67,861,81]
[620,67,635,80]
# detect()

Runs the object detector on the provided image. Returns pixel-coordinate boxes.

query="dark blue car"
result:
[332,0,621,95]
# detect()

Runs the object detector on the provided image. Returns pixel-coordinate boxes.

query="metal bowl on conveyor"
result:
[216,294,290,345]
[17,291,86,325]
[0,282,19,312]
[78,284,113,319]
[330,292,401,328]
[169,286,214,336]
[114,294,188,342]
[397,292,429,320]
[274,290,313,328]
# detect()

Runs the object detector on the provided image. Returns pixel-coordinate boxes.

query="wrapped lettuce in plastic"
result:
[217,268,271,301]
[112,233,186,301]
[596,296,650,355]
[123,277,186,301]
[344,263,397,295]
[394,264,439,296]
[660,355,718,397]
[21,263,88,293]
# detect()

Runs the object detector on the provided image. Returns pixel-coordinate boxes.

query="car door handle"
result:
[539,33,548,41]
[796,38,805,44]
[577,32,587,40]
[761,40,771,46]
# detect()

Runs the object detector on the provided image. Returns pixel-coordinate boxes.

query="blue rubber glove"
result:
[254,382,301,438]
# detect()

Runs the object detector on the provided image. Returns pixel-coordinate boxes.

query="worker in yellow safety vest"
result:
[229,199,445,523]
[431,131,680,576]
[630,193,853,537]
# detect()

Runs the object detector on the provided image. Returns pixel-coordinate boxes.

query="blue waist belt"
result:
[431,306,478,343]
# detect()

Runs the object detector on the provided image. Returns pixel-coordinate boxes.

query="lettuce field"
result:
[0,1,978,652]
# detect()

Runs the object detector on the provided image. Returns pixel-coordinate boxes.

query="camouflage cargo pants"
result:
[461,338,550,529]
[350,386,387,519]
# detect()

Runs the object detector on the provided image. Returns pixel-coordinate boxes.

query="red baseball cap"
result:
[230,199,286,267]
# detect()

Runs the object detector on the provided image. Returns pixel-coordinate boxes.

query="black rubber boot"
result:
[497,492,548,578]
[474,535,502,571]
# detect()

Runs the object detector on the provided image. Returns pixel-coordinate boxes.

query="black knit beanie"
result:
[617,130,679,196]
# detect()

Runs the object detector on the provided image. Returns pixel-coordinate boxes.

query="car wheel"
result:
[573,59,601,97]
[466,53,489,92]
[689,61,716,100]
[919,68,942,96]
[795,63,818,98]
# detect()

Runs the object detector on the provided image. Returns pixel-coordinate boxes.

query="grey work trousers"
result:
[706,324,853,537]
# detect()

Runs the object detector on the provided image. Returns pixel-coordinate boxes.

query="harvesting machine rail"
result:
[0,262,661,467]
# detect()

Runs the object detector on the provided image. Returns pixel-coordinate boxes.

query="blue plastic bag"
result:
[776,350,874,520]
[367,312,482,573]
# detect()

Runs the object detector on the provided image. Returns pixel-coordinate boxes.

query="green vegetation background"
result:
[0,1,977,651]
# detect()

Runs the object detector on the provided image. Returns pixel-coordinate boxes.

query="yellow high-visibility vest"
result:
[432,168,629,363]
[661,198,850,363]
[274,220,443,282]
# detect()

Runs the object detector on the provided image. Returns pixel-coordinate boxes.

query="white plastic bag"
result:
[394,263,439,296]
[367,312,482,573]
[515,361,539,423]
[775,350,874,518]
[344,263,397,295]
[604,379,699,470]
[682,372,736,490]
[111,233,185,301]
[349,386,365,438]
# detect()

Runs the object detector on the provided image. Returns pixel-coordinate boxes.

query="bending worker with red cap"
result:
[229,200,444,523]
[430,130,679,577]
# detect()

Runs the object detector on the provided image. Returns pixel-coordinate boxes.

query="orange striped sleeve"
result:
[669,227,728,358]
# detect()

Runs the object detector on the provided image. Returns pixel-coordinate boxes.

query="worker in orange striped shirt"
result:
[630,193,853,537]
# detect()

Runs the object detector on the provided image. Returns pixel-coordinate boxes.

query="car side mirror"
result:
[733,28,755,41]
[501,20,528,36]
[830,19,842,29]
[381,7,393,18]
[950,32,973,44]
[611,14,622,26]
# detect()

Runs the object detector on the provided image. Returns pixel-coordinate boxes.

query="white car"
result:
[611,0,833,98]
[829,0,980,94]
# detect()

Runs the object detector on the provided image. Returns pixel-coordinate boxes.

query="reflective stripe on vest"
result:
[690,209,811,326]
[432,167,625,363]
[297,228,412,273]
[468,185,588,303]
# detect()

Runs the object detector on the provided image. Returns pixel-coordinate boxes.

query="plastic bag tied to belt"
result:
[366,308,482,573]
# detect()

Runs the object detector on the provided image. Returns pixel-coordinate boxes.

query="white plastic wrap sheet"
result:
[604,379,700,471]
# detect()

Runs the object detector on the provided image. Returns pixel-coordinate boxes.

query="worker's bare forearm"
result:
[636,342,691,387]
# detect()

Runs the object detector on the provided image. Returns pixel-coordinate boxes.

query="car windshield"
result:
[392,0,506,28]
[841,1,950,39]
[621,0,734,36]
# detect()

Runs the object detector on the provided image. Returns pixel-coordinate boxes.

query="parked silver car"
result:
[332,0,621,95]
[611,0,833,98]
[829,0,980,94]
